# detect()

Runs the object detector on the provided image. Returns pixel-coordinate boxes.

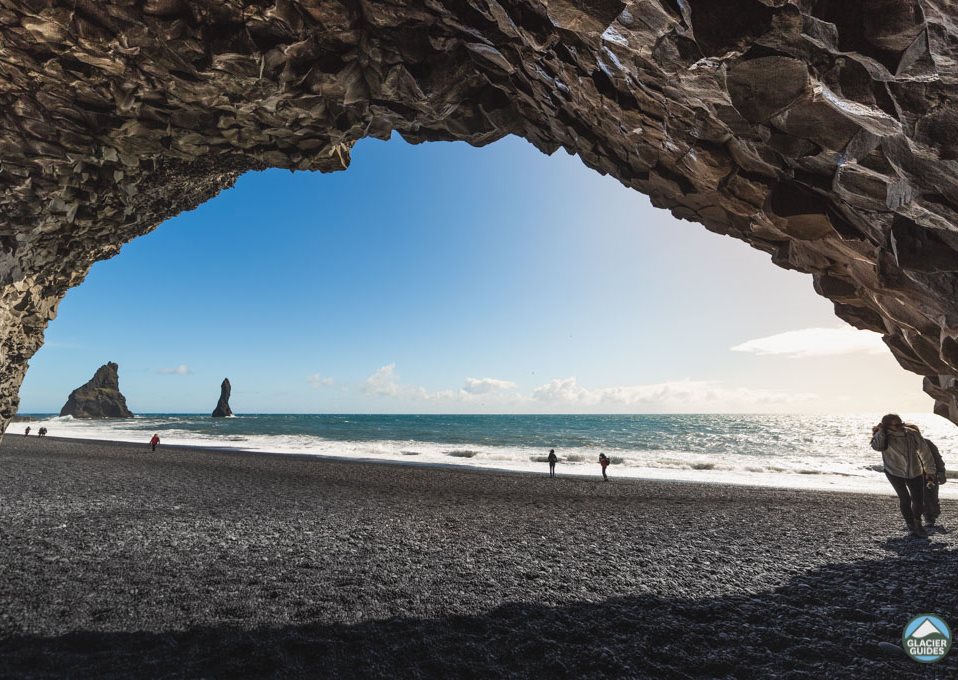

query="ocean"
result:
[18,412,958,495]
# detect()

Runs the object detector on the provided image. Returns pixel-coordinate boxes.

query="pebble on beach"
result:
[0,435,955,678]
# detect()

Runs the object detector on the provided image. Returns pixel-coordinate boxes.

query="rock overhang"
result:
[3,0,958,428]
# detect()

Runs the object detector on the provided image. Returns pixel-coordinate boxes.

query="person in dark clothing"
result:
[547,449,558,478]
[871,414,938,537]
[37,427,47,437]
[923,439,946,526]
[599,453,610,481]
[24,426,30,436]
[905,424,947,527]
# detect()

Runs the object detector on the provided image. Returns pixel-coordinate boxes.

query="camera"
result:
[927,479,938,490]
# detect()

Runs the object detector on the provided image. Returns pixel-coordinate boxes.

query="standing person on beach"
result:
[149,433,160,452]
[599,453,610,481]
[870,414,938,537]
[24,426,30,436]
[923,437,946,527]
[547,449,558,478]
[37,427,47,437]
[904,424,947,528]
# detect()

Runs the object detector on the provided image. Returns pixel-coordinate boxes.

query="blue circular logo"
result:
[903,614,952,663]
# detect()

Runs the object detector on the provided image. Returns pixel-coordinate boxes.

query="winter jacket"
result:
[870,426,936,478]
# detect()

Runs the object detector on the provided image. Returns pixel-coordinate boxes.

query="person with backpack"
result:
[598,453,610,481]
[871,414,939,537]
[923,438,947,528]
[547,449,558,478]
[904,424,948,528]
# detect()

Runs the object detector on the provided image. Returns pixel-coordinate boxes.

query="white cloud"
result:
[462,377,517,395]
[531,377,815,408]
[361,367,518,403]
[731,327,885,358]
[531,377,595,404]
[356,367,812,412]
[307,374,334,388]
[363,364,401,397]
[156,364,192,375]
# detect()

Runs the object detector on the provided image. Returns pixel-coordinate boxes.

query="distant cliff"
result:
[212,378,233,418]
[60,363,134,418]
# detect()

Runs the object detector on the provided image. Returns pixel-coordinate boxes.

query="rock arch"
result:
[4,1,958,431]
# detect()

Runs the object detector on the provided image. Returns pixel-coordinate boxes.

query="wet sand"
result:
[1,435,956,678]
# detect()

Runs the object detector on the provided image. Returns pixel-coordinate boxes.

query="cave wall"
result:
[4,0,958,431]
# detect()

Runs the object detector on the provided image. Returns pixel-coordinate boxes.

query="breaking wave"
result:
[16,412,958,496]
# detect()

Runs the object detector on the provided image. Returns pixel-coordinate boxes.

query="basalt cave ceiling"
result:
[4,0,958,430]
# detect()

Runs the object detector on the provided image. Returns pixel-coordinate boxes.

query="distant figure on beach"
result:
[599,453,610,481]
[150,433,160,452]
[904,424,947,528]
[37,427,47,437]
[547,449,558,478]
[24,426,30,436]
[871,414,938,537]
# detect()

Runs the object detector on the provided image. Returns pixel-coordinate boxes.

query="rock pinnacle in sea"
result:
[212,378,233,417]
[59,362,134,418]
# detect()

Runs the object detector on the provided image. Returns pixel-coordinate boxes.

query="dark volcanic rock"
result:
[212,378,233,418]
[4,3,958,431]
[59,363,134,419]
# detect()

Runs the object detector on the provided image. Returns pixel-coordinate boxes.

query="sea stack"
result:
[59,362,134,418]
[212,378,233,418]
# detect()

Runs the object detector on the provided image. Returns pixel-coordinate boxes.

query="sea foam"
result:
[19,412,958,496]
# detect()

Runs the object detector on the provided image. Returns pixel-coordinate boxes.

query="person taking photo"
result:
[871,414,938,537]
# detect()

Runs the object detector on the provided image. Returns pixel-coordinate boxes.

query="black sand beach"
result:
[1,436,956,678]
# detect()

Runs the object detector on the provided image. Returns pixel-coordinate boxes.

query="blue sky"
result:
[19,135,928,414]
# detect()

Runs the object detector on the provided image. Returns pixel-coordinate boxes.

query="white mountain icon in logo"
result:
[912,619,946,638]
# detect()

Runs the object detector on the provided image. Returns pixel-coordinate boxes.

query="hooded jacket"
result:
[871,426,937,478]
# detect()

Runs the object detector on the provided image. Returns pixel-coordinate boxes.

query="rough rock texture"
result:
[5,2,958,432]
[212,378,233,418]
[59,362,134,419]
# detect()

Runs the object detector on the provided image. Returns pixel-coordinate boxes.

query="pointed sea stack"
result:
[212,378,233,417]
[60,362,134,418]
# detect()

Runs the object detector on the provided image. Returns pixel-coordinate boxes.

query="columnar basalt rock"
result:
[59,362,134,419]
[3,1,958,434]
[212,378,233,418]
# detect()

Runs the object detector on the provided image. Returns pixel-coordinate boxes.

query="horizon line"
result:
[16,411,931,417]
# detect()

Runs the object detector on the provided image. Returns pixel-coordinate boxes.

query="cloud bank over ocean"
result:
[350,364,814,412]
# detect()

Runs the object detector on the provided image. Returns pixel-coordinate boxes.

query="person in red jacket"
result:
[149,433,160,452]
[599,453,610,481]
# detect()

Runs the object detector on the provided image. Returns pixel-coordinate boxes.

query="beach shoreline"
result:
[1,434,956,677]
[12,429,957,499]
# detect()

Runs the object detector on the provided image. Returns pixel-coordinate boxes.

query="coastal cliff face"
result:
[4,1,958,432]
[59,362,134,419]
[212,378,233,418]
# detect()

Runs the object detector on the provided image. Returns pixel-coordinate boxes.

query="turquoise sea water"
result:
[22,412,958,493]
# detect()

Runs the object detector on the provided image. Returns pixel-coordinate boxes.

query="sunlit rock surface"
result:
[59,362,134,419]
[4,1,958,430]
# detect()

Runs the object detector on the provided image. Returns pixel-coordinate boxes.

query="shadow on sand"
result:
[2,542,956,679]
